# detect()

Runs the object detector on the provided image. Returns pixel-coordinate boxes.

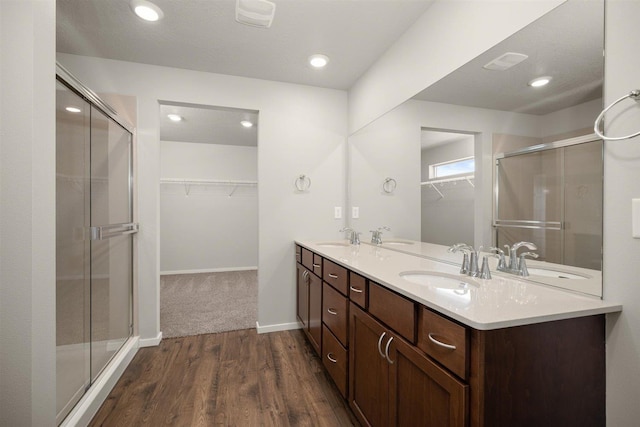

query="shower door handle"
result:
[89,222,139,240]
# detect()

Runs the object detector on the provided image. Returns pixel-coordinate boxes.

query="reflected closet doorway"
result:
[158,102,258,338]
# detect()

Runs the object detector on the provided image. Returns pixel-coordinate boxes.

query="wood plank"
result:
[88,329,359,427]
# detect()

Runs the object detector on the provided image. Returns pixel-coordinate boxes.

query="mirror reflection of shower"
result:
[158,102,259,338]
[421,129,476,245]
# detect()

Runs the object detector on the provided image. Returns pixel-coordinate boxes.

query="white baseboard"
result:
[256,321,301,334]
[138,331,162,347]
[160,266,258,275]
[59,336,139,427]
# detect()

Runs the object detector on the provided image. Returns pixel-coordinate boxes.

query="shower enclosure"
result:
[494,136,603,271]
[56,65,137,424]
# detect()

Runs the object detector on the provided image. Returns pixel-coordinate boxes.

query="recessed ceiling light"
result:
[131,0,164,22]
[309,54,329,69]
[65,106,81,113]
[528,76,552,88]
[240,120,254,128]
[167,114,183,122]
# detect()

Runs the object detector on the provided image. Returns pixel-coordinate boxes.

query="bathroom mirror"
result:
[348,0,604,296]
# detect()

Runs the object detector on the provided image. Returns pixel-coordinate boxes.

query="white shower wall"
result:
[160,141,258,273]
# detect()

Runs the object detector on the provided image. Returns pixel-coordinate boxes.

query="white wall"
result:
[160,141,258,273]
[57,53,347,337]
[603,1,640,424]
[0,1,57,425]
[348,0,564,134]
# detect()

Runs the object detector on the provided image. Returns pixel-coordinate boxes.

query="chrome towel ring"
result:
[382,177,397,194]
[294,174,311,192]
[594,89,640,141]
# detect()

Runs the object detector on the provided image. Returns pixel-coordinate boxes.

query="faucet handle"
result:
[487,247,507,271]
[378,226,391,232]
[479,255,492,279]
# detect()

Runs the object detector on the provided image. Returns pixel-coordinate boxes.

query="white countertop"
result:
[296,239,622,330]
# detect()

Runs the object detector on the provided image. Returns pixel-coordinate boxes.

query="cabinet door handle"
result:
[428,333,457,350]
[326,353,338,363]
[384,336,395,364]
[328,273,338,279]
[327,308,338,316]
[350,286,363,293]
[377,332,387,358]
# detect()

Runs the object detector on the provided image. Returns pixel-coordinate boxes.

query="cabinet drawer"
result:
[323,282,349,346]
[312,253,323,277]
[322,325,348,399]
[323,259,348,295]
[349,272,367,309]
[295,245,302,264]
[417,307,468,379]
[368,281,416,343]
[301,247,314,270]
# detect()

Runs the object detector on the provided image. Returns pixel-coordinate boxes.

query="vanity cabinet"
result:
[296,246,322,355]
[295,243,606,427]
[349,303,467,427]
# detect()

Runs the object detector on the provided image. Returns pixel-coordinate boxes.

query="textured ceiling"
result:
[57,0,435,90]
[413,1,604,115]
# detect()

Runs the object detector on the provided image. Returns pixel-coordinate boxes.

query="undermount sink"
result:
[382,239,414,246]
[399,271,479,290]
[526,268,589,280]
[316,242,349,247]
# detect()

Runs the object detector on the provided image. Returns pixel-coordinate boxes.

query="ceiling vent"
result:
[483,52,528,71]
[235,0,276,28]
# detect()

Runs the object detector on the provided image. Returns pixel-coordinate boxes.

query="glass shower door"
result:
[90,108,134,381]
[56,73,135,424]
[56,81,91,423]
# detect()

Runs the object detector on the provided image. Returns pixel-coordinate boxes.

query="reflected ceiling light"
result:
[167,114,183,122]
[308,54,329,69]
[528,76,552,88]
[65,106,82,113]
[131,0,164,22]
[240,120,254,128]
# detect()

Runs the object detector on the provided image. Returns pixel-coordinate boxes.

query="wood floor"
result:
[89,329,359,426]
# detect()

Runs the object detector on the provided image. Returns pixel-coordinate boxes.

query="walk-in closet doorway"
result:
[158,102,258,338]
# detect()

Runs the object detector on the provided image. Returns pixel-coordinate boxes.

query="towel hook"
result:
[594,89,640,141]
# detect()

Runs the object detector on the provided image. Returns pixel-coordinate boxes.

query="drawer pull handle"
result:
[313,263,321,269]
[428,333,457,350]
[328,273,338,279]
[350,286,363,293]
[327,308,338,316]
[385,336,394,364]
[327,353,338,363]
[377,332,387,358]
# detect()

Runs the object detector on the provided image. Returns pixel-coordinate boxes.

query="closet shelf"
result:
[160,178,257,186]
[421,174,474,199]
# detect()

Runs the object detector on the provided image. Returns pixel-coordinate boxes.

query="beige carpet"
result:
[160,270,257,338]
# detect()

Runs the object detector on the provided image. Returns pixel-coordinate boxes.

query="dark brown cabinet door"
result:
[308,271,322,355]
[349,303,390,427]
[389,334,468,427]
[296,264,309,328]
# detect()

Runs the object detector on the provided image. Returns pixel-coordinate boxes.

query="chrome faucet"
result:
[370,226,390,245]
[339,227,361,245]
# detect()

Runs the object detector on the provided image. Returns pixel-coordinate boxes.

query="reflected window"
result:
[429,157,475,179]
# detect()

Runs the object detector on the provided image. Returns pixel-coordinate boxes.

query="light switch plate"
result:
[334,206,342,219]
[633,199,640,238]
[352,207,359,219]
